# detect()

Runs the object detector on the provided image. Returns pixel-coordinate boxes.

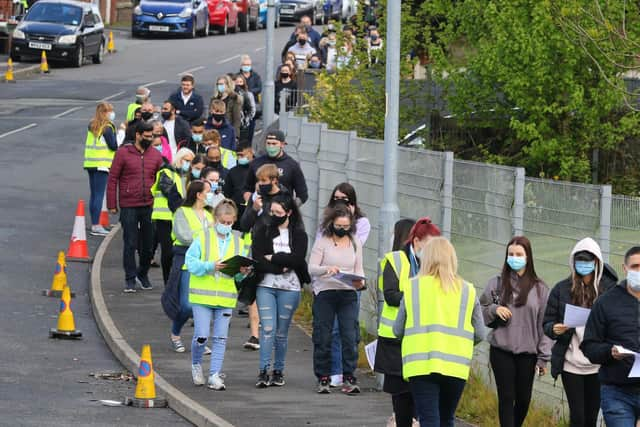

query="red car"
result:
[235,0,259,32]
[207,0,239,34]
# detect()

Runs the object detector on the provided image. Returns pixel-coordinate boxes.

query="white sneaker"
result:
[203,345,212,355]
[207,373,226,390]
[330,374,343,388]
[191,364,205,386]
[90,225,110,237]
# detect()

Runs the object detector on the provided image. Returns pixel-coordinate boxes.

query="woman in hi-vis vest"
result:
[394,237,485,427]
[185,199,251,391]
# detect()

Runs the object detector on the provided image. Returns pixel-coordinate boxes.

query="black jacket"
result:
[157,162,184,213]
[239,185,290,233]
[168,90,205,123]
[223,163,251,217]
[543,264,618,379]
[581,280,640,387]
[242,70,262,99]
[166,115,192,150]
[243,152,308,204]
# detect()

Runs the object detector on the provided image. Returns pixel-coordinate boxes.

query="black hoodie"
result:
[243,152,308,204]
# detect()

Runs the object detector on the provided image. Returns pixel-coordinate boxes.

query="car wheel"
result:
[190,18,197,38]
[239,12,248,32]
[92,42,104,64]
[72,44,84,68]
[275,11,280,27]
[201,16,210,36]
[220,16,228,35]
[249,13,258,30]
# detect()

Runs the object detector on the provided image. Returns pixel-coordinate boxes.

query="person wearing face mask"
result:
[367,28,383,65]
[205,99,237,152]
[125,101,155,141]
[543,238,618,427]
[186,154,207,187]
[200,130,236,169]
[288,29,317,70]
[161,100,192,158]
[185,118,206,154]
[84,102,118,237]
[320,30,338,72]
[173,147,195,190]
[107,121,164,293]
[126,86,150,123]
[151,120,172,163]
[222,144,253,226]
[307,54,323,70]
[240,163,288,232]
[239,55,262,103]
[287,15,320,50]
[210,75,243,137]
[186,199,251,390]
[582,246,640,427]
[201,167,225,208]
[205,147,230,181]
[274,64,298,116]
[233,74,256,146]
[168,74,205,124]
[479,236,552,427]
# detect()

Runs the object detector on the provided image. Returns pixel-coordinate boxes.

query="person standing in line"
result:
[239,55,262,103]
[223,144,254,225]
[173,147,195,191]
[240,163,289,232]
[107,121,163,292]
[186,154,207,187]
[205,99,237,152]
[253,193,310,388]
[543,237,618,427]
[161,100,192,158]
[201,129,236,169]
[184,118,207,153]
[582,246,640,427]
[393,237,485,427]
[205,147,230,181]
[309,204,365,395]
[233,74,256,146]
[375,217,441,427]
[274,64,297,114]
[126,86,150,122]
[211,75,243,137]
[186,200,251,390]
[168,74,205,124]
[288,28,317,70]
[201,167,226,209]
[479,236,552,427]
[84,102,118,237]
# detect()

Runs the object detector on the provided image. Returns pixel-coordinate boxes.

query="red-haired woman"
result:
[480,236,553,427]
[374,217,441,427]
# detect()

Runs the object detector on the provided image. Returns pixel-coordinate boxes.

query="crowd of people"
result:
[80,16,640,427]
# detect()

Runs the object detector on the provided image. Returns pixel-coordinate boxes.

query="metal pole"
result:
[512,168,525,236]
[262,0,276,128]
[441,152,454,239]
[599,185,612,263]
[378,0,401,256]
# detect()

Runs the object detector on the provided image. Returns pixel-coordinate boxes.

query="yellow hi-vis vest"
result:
[220,147,237,168]
[171,206,213,246]
[83,124,116,169]
[126,103,140,122]
[401,276,476,381]
[151,169,185,221]
[377,251,410,339]
[188,229,245,308]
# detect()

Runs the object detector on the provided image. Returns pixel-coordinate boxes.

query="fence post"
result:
[279,89,289,133]
[441,152,454,239]
[513,168,525,236]
[599,185,612,263]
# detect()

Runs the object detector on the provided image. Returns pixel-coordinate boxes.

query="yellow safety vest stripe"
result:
[83,124,116,169]
[152,169,185,221]
[171,207,213,246]
[126,103,140,122]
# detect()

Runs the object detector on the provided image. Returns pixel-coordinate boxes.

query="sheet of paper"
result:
[614,345,637,355]
[334,272,366,286]
[563,304,591,328]
[364,340,377,371]
[629,355,640,378]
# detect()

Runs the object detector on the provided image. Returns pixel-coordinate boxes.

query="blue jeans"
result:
[312,290,359,379]
[256,286,300,372]
[171,270,192,336]
[409,374,466,427]
[87,169,108,225]
[191,305,232,375]
[601,384,640,427]
[330,291,361,376]
[119,206,153,282]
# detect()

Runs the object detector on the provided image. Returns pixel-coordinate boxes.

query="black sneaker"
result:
[243,336,260,350]
[124,279,137,293]
[270,370,285,387]
[317,376,331,394]
[341,375,360,395]
[136,275,153,290]
[237,308,249,317]
[256,370,270,388]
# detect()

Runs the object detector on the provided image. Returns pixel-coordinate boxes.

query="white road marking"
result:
[0,123,37,139]
[142,80,167,88]
[52,106,83,118]
[217,54,241,64]
[178,66,205,76]
[98,91,126,102]
[254,129,263,135]
[255,47,265,52]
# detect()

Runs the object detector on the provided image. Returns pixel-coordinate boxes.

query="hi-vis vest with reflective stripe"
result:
[401,276,476,381]
[188,230,245,308]
[220,147,237,169]
[83,124,116,169]
[377,251,411,339]
[126,103,140,122]
[151,169,185,221]
[171,206,213,247]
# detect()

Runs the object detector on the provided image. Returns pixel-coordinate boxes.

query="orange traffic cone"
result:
[40,50,49,74]
[99,193,110,228]
[128,345,167,408]
[67,200,91,262]
[43,251,75,297]
[5,58,15,83]
[49,285,82,339]
[107,31,116,53]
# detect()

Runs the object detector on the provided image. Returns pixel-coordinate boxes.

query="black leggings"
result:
[154,220,173,285]
[490,346,537,427]
[392,392,415,427]
[561,371,600,427]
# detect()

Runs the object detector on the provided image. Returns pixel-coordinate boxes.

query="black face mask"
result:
[298,38,306,45]
[141,111,153,121]
[161,111,172,120]
[139,138,152,149]
[208,161,221,169]
[211,113,225,122]
[259,183,273,197]
[270,214,288,227]
[331,225,350,238]
[280,73,290,79]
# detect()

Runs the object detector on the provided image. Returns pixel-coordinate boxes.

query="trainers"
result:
[124,279,137,293]
[203,345,212,355]
[317,376,331,394]
[90,225,110,237]
[329,374,343,388]
[270,370,285,387]
[191,364,205,386]
[243,336,260,350]
[136,275,153,290]
[237,308,249,317]
[256,370,270,388]
[207,373,226,390]
[341,375,360,395]
[171,337,185,353]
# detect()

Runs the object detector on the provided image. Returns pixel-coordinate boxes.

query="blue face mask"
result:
[192,134,203,143]
[507,256,527,272]
[575,260,595,276]
[181,161,190,172]
[241,65,251,73]
[191,168,201,179]
[154,145,163,153]
[209,181,219,192]
[217,84,226,93]
[205,192,215,207]
[238,157,250,166]
[215,222,232,236]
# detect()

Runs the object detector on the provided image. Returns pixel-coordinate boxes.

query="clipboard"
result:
[219,255,256,276]
[334,272,366,286]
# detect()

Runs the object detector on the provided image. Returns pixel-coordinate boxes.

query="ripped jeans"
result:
[256,286,301,372]
[191,305,232,376]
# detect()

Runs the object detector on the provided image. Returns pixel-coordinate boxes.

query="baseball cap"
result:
[266,130,286,142]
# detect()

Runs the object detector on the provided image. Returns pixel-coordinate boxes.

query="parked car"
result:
[322,0,341,23]
[207,0,238,34]
[11,0,105,68]
[257,0,280,28]
[235,0,259,32]
[279,0,323,24]
[132,0,209,38]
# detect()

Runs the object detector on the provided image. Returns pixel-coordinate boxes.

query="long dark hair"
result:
[500,236,541,307]
[270,193,304,231]
[326,182,365,220]
[186,154,207,186]
[320,204,356,237]
[183,180,210,207]
[571,250,598,308]
[393,219,416,251]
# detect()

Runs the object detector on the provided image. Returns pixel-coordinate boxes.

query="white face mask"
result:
[627,270,640,291]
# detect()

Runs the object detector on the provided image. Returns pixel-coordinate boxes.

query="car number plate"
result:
[281,9,293,14]
[28,42,52,50]
[149,25,170,32]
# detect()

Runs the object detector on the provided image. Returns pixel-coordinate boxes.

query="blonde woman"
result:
[83,102,117,236]
[173,147,195,190]
[394,237,485,427]
[210,74,243,136]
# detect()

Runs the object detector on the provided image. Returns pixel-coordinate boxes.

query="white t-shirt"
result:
[181,91,192,105]
[163,119,177,157]
[260,228,301,291]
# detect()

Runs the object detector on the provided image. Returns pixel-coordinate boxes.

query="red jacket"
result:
[107,143,163,209]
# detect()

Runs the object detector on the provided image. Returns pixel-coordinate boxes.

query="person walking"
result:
[253,193,310,388]
[375,217,441,427]
[223,144,254,224]
[211,75,243,137]
[393,237,485,427]
[543,237,618,427]
[84,102,118,237]
[186,200,250,390]
[309,204,365,395]
[582,246,640,427]
[161,100,192,158]
[240,163,289,232]
[169,74,205,123]
[107,121,163,292]
[479,236,553,427]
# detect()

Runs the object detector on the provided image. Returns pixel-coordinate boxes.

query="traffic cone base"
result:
[126,397,167,408]
[128,345,166,408]
[49,286,82,339]
[67,200,92,263]
[99,193,110,228]
[49,328,82,339]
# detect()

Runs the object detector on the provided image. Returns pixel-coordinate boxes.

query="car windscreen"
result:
[25,3,83,26]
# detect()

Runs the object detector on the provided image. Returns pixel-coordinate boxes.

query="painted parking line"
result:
[52,106,84,118]
[0,123,37,139]
[178,66,205,76]
[255,47,265,52]
[98,91,126,102]
[217,54,241,64]
[142,80,167,88]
